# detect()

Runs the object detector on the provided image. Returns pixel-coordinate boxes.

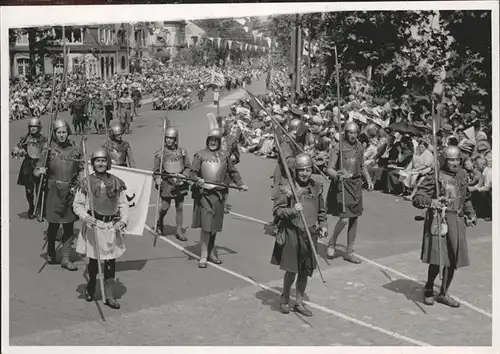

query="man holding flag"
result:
[73,148,129,309]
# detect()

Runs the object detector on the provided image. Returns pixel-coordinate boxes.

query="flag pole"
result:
[334,46,346,213]
[81,137,107,309]
[153,116,168,247]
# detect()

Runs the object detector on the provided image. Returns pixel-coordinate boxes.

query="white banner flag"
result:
[87,164,153,236]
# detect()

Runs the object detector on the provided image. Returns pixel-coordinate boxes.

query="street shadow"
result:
[255,286,284,313]
[159,225,189,237]
[255,286,313,326]
[382,278,428,305]
[115,259,148,272]
[17,211,31,220]
[183,243,238,261]
[76,278,127,301]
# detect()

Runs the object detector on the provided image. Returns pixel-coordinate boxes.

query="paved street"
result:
[7,78,492,346]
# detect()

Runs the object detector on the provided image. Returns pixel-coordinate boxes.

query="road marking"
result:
[148,203,268,225]
[147,204,492,319]
[144,224,431,346]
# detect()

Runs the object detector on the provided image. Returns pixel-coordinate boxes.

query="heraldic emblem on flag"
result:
[88,164,153,236]
[201,69,225,87]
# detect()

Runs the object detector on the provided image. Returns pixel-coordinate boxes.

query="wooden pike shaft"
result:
[334,46,346,213]
[272,126,326,283]
[82,137,107,306]
[153,116,168,247]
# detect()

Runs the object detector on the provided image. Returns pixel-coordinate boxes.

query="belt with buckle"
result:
[88,210,119,223]
[445,209,464,217]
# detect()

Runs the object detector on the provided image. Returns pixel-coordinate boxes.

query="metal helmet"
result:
[345,122,360,133]
[91,148,111,170]
[53,119,67,131]
[443,145,461,159]
[52,119,71,137]
[207,128,223,141]
[295,153,314,170]
[288,118,302,133]
[28,117,42,128]
[110,124,123,136]
[165,127,179,140]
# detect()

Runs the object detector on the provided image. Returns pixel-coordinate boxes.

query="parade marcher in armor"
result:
[271,153,327,317]
[73,149,128,309]
[412,145,476,307]
[118,91,134,134]
[34,120,84,270]
[154,127,191,241]
[12,118,48,218]
[104,93,114,129]
[131,87,142,117]
[70,93,86,134]
[326,122,374,263]
[218,116,241,214]
[103,124,136,168]
[271,118,307,199]
[190,126,248,268]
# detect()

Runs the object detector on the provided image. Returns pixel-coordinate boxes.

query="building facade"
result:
[9,21,188,79]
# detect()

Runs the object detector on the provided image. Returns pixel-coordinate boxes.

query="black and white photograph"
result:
[1,2,498,351]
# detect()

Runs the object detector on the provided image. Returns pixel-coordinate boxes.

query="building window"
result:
[121,56,126,70]
[17,58,30,76]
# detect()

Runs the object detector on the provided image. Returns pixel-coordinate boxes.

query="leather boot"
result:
[207,234,222,264]
[61,239,77,271]
[104,279,120,309]
[279,294,290,314]
[85,279,96,302]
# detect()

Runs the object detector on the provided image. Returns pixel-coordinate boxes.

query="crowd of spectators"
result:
[226,64,493,221]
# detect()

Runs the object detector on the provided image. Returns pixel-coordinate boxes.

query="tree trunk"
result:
[28,27,37,78]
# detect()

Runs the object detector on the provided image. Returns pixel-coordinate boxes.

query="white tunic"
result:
[73,189,129,260]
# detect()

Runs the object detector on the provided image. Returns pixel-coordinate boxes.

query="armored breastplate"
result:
[341,144,362,175]
[92,180,119,215]
[109,141,127,165]
[440,173,463,211]
[163,149,184,174]
[298,188,318,228]
[200,151,227,189]
[26,136,44,159]
[48,144,79,182]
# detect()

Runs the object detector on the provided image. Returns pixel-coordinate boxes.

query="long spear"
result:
[272,125,325,283]
[33,34,69,221]
[81,137,107,307]
[153,116,168,247]
[152,172,245,191]
[31,68,57,219]
[431,97,443,280]
[245,89,329,182]
[334,46,346,213]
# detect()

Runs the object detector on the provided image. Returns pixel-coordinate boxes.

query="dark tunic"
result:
[153,146,191,199]
[190,149,243,233]
[220,134,240,165]
[270,180,327,276]
[326,140,365,218]
[412,167,475,269]
[37,140,83,224]
[15,133,47,187]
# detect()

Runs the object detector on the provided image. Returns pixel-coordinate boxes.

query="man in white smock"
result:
[73,148,129,309]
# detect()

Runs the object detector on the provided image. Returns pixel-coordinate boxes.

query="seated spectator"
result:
[385,136,414,195]
[400,139,434,199]
[463,157,482,188]
[469,156,492,221]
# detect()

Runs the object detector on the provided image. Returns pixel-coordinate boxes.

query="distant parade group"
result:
[12,89,477,316]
